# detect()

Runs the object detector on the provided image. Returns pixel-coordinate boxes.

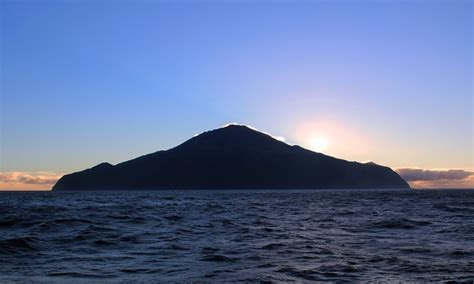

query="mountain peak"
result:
[201,123,287,143]
[215,123,261,133]
[221,123,253,128]
[178,123,287,153]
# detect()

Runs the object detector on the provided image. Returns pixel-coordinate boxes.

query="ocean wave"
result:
[369,218,432,229]
[200,254,238,262]
[0,190,472,281]
[0,236,41,254]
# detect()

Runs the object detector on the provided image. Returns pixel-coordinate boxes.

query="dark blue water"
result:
[0,189,473,282]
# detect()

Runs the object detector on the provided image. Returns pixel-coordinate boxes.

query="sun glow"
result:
[295,119,374,159]
[310,135,329,152]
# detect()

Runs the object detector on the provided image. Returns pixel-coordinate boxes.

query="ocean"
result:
[0,189,473,282]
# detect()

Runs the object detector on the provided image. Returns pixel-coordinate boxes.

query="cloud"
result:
[396,168,474,189]
[0,172,63,190]
[396,168,473,181]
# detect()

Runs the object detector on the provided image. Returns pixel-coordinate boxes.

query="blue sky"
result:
[1,0,473,188]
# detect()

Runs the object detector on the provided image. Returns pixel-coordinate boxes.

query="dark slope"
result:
[53,125,409,190]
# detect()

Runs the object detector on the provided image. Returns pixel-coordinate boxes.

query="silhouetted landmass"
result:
[53,125,409,190]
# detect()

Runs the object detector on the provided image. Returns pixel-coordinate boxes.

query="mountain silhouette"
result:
[52,124,409,190]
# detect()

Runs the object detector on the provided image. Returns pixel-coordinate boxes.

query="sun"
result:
[310,135,329,152]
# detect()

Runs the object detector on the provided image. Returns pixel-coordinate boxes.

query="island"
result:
[52,124,409,190]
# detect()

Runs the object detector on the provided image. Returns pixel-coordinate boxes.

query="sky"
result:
[1,0,473,189]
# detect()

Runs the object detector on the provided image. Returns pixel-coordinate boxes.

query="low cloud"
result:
[0,172,63,190]
[396,168,474,189]
[397,168,473,181]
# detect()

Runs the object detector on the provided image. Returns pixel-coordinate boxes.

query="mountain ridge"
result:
[52,124,410,190]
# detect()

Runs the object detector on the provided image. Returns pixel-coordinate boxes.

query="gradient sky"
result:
[1,0,473,189]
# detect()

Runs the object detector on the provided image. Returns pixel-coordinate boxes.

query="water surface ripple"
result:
[0,189,473,282]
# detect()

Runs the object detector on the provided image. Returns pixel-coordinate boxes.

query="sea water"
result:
[0,189,473,282]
